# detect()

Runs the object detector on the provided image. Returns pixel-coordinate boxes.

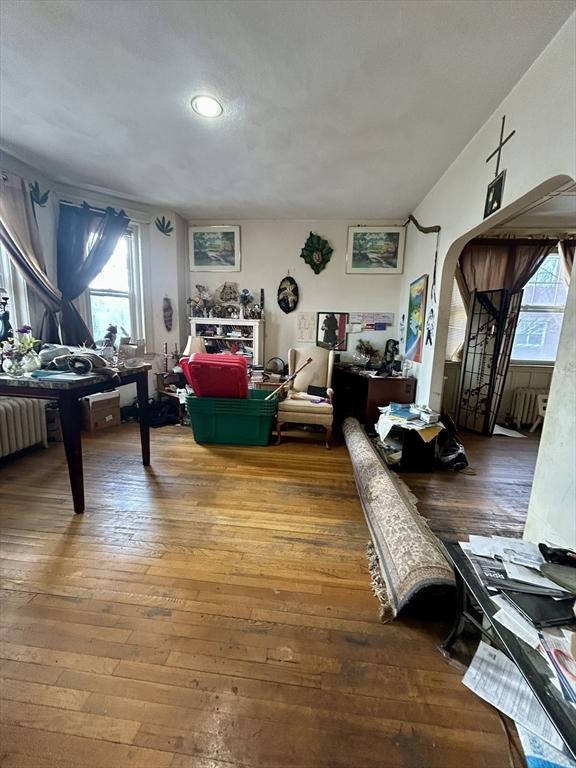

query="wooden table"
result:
[442,541,576,759]
[0,365,151,514]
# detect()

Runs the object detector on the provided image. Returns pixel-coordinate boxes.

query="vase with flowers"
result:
[1,326,40,378]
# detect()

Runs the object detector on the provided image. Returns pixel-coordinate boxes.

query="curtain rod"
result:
[486,231,576,238]
[60,199,111,215]
[471,236,563,246]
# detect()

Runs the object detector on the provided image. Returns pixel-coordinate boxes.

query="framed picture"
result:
[346,227,405,274]
[483,170,506,219]
[405,274,428,363]
[316,312,348,351]
[189,226,241,272]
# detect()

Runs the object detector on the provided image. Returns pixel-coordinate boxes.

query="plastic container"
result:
[180,353,248,399]
[186,389,278,445]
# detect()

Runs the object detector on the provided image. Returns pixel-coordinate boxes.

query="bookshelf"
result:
[189,317,265,365]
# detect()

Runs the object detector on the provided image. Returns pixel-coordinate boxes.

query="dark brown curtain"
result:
[457,238,557,309]
[560,238,575,283]
[0,171,62,341]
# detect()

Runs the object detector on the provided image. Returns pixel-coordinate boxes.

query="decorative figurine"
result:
[103,325,117,349]
[425,307,435,345]
[189,285,213,317]
[239,288,253,317]
[0,291,13,343]
[399,313,406,344]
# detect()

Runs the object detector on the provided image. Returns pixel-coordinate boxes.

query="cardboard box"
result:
[81,392,120,432]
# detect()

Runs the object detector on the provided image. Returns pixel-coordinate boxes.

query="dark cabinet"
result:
[333,367,416,431]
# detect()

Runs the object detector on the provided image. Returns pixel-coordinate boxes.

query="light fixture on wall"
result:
[190,95,223,118]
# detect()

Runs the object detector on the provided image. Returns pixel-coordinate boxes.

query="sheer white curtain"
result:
[0,242,29,333]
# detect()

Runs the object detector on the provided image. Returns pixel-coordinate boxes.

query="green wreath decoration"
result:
[300,232,333,274]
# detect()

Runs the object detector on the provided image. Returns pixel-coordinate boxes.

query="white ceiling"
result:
[1,0,573,219]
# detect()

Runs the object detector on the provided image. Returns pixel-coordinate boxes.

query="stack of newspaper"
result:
[459,535,576,767]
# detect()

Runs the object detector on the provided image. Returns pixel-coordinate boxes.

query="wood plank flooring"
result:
[0,424,536,767]
[398,428,539,542]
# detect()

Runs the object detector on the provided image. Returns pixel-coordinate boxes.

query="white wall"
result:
[146,210,187,360]
[399,14,576,547]
[399,14,576,410]
[524,274,576,548]
[187,219,404,362]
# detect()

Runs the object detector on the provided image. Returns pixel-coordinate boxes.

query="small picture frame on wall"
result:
[189,226,241,272]
[483,170,506,219]
[346,227,405,274]
[316,312,348,351]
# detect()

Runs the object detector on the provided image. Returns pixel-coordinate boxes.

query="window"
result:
[87,228,144,344]
[511,251,568,363]
[0,243,29,333]
[445,279,467,360]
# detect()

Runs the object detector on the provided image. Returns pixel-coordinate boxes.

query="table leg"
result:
[136,372,150,466]
[440,569,467,655]
[59,398,85,514]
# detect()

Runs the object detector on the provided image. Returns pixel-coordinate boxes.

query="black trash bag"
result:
[120,400,140,422]
[147,398,180,428]
[436,414,469,471]
[120,397,180,428]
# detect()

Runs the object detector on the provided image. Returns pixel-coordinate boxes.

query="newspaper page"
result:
[463,641,564,751]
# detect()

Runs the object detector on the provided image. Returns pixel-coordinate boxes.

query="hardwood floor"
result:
[398,428,539,542]
[0,423,536,767]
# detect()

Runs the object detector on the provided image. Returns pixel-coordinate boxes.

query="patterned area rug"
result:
[343,417,455,622]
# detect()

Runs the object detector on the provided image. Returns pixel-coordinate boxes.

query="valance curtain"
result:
[0,171,61,341]
[456,238,558,308]
[57,202,130,346]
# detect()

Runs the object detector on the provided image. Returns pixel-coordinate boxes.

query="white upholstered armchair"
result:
[276,346,334,448]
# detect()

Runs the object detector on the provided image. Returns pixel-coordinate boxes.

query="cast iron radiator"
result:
[0,397,48,458]
[510,387,549,428]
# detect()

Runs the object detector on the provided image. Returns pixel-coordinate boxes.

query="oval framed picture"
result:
[277,276,299,314]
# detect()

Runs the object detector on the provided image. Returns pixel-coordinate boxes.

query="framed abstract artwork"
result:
[346,227,405,274]
[189,226,241,272]
[405,274,428,363]
[316,312,348,351]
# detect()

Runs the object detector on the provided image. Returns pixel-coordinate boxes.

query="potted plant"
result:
[355,339,380,370]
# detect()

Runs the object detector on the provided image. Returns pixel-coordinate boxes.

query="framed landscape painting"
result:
[405,274,428,363]
[346,227,405,274]
[189,226,241,272]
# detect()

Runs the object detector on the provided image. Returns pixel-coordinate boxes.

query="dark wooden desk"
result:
[0,365,151,514]
[332,367,416,430]
[442,541,576,759]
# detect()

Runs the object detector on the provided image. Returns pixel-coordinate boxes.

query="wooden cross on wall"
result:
[483,115,516,218]
[486,115,516,177]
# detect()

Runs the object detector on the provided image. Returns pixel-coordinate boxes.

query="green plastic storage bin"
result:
[185,390,278,445]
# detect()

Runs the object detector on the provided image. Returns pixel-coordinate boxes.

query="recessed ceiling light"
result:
[191,95,223,118]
